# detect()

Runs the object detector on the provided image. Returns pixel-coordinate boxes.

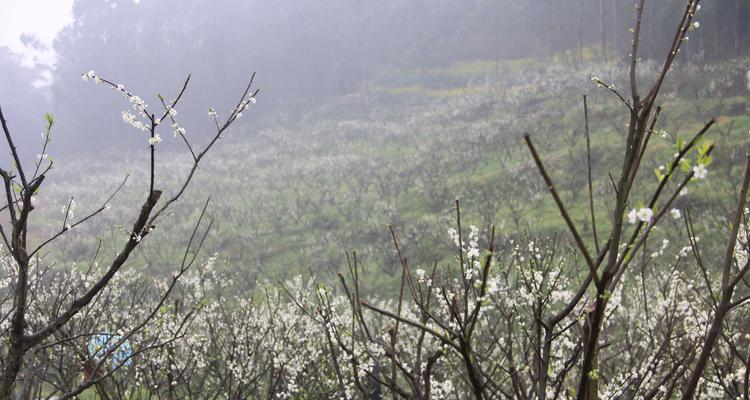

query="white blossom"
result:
[148,134,162,145]
[627,209,637,224]
[636,207,653,223]
[415,269,426,281]
[122,111,148,131]
[692,163,707,179]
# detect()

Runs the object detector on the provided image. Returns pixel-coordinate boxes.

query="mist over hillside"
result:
[1,0,748,157]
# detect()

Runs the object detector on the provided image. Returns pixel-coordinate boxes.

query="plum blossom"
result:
[628,207,653,224]
[61,199,77,217]
[172,123,186,137]
[122,111,148,131]
[129,95,147,114]
[627,209,637,224]
[447,228,460,247]
[637,207,653,223]
[81,70,96,81]
[415,269,426,281]
[670,208,681,220]
[692,163,707,179]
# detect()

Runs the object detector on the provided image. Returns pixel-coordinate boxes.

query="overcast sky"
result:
[0,0,75,67]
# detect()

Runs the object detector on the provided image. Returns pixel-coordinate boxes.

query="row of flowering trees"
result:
[1,0,749,399]
[5,208,747,399]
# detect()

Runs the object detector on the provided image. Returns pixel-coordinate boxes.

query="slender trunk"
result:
[460,339,485,400]
[577,105,642,399]
[535,327,554,400]
[0,257,30,400]
[0,344,24,400]
[532,307,543,399]
[577,297,605,400]
[681,305,728,399]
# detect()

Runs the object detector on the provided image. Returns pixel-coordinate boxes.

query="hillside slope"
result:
[31,56,750,293]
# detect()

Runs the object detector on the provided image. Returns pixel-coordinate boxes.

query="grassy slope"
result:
[30,56,750,295]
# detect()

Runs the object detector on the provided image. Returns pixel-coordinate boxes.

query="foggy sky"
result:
[0,0,744,165]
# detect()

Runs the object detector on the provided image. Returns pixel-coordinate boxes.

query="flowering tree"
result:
[0,71,258,399]
[330,0,750,399]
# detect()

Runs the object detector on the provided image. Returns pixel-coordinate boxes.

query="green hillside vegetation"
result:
[30,55,750,295]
